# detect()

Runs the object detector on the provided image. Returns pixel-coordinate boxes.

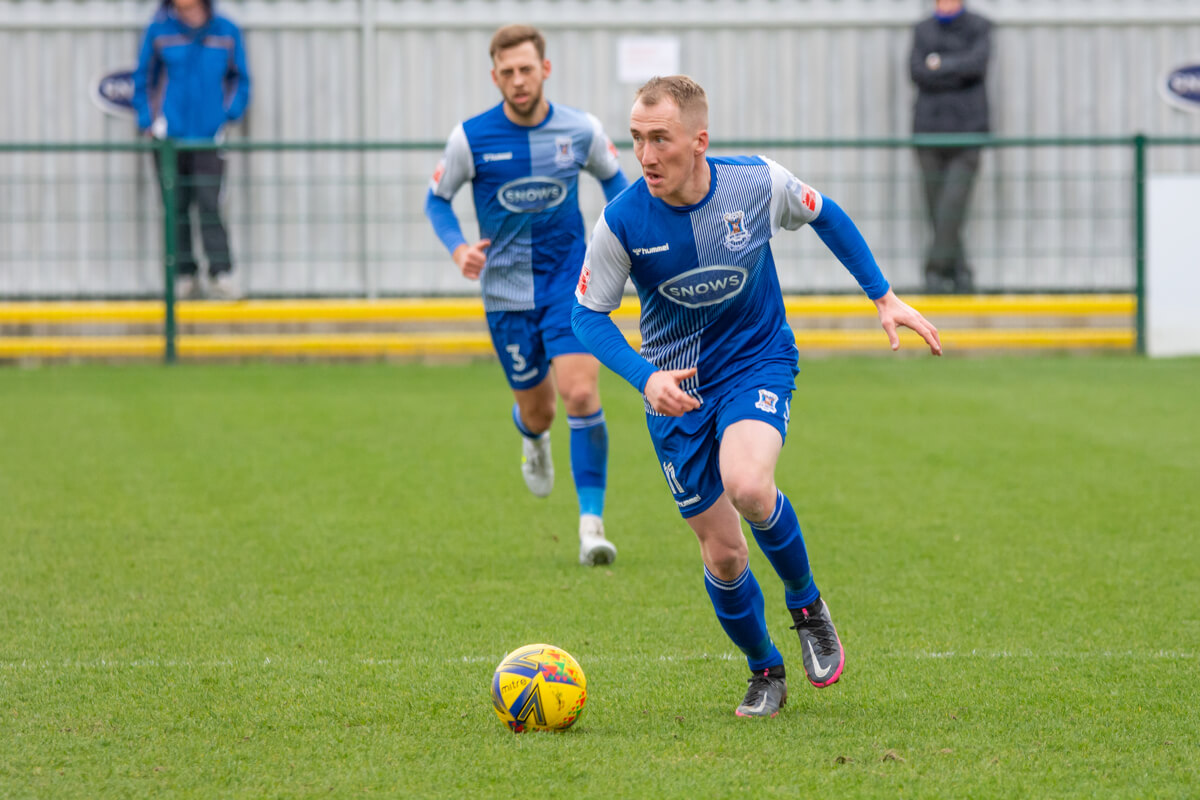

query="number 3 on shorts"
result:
[505,343,527,372]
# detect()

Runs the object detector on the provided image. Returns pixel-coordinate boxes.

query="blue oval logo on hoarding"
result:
[658,265,747,309]
[497,177,567,213]
[91,68,138,118]
[1161,64,1200,112]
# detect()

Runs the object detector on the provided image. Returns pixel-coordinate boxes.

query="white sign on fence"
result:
[616,36,681,84]
[1146,175,1200,357]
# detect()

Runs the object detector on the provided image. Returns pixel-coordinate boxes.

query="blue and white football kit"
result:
[574,156,888,518]
[573,155,887,681]
[426,102,628,389]
[425,101,628,536]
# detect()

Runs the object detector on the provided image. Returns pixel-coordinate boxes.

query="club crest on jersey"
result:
[755,389,779,414]
[497,176,568,213]
[555,136,575,167]
[658,265,748,309]
[722,210,752,251]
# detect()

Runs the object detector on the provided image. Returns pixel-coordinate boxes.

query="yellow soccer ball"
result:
[490,643,587,732]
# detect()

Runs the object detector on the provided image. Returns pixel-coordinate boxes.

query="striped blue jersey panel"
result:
[461,103,597,312]
[605,157,796,413]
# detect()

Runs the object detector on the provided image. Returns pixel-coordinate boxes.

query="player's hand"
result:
[453,239,491,280]
[926,52,942,71]
[644,368,702,416]
[873,289,942,356]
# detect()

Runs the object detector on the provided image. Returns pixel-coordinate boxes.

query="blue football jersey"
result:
[576,156,824,404]
[430,102,623,312]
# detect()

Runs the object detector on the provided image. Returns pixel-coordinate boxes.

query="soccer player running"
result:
[425,25,629,566]
[572,76,941,716]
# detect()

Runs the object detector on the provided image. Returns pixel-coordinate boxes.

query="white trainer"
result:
[521,432,554,498]
[579,514,617,566]
[209,272,243,300]
[174,274,199,300]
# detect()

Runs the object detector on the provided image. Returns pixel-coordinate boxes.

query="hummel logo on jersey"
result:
[482,152,513,162]
[631,244,669,256]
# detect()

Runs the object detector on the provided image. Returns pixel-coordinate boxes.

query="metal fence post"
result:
[160,138,179,364]
[1133,133,1147,355]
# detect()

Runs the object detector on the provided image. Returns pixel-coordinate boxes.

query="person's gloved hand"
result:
[150,116,168,139]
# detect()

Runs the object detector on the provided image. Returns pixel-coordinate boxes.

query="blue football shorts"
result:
[486,299,589,391]
[645,362,797,519]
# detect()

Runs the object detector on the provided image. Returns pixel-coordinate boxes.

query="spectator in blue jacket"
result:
[133,0,250,300]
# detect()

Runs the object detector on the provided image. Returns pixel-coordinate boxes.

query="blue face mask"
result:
[935,6,965,23]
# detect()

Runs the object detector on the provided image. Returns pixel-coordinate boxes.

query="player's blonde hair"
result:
[635,75,709,130]
[489,24,546,61]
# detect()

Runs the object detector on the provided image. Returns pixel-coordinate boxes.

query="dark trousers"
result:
[154,149,232,277]
[916,146,980,293]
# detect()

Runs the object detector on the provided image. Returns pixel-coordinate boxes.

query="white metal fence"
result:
[1,0,1198,296]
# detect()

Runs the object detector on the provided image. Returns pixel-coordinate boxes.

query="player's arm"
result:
[767,159,941,355]
[583,114,630,202]
[811,201,941,355]
[424,125,491,279]
[809,199,941,355]
[572,215,699,415]
[768,158,888,296]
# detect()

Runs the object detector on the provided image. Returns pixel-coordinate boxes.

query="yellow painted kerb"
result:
[0,294,1135,325]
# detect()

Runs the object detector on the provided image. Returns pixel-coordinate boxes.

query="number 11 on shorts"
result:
[662,461,685,494]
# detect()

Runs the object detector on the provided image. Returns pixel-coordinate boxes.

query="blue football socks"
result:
[704,565,783,672]
[567,409,607,517]
[511,402,541,439]
[746,490,820,610]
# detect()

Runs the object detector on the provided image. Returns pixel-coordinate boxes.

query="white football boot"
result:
[578,514,617,566]
[521,432,554,498]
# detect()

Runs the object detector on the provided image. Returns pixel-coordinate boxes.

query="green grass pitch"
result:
[1,355,1197,798]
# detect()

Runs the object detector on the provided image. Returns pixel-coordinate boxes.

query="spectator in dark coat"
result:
[910,0,990,293]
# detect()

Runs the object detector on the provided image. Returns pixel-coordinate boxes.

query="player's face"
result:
[935,0,963,15]
[172,0,210,28]
[630,98,708,206]
[491,42,551,123]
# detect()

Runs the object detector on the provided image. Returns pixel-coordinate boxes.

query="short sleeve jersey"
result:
[430,102,623,312]
[576,156,823,402]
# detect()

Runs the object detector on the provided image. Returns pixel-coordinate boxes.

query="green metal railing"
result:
[1,135,1197,361]
[160,139,178,362]
[1133,134,1147,356]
